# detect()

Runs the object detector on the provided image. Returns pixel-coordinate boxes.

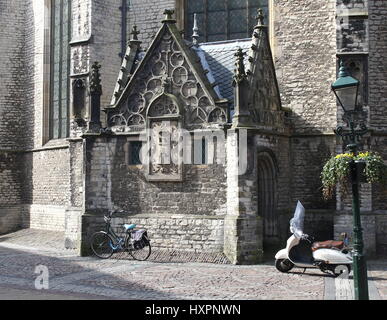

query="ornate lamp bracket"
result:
[334,111,368,151]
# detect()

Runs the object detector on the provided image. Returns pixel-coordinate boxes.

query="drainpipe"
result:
[119,0,128,59]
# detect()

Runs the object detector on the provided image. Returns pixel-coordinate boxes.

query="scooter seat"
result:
[311,240,344,251]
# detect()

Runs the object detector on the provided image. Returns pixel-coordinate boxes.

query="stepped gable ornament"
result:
[129,25,142,46]
[162,9,176,23]
[87,61,102,133]
[232,47,253,128]
[192,13,200,46]
[90,61,102,95]
[130,25,140,41]
[107,9,227,132]
[254,8,266,28]
[233,48,247,84]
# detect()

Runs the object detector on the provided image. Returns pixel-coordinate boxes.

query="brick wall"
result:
[0,0,26,233]
[0,0,27,150]
[21,148,71,205]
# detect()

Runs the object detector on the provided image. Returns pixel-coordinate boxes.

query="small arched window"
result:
[184,0,269,42]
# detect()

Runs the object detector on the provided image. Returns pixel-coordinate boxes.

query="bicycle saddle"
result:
[123,224,136,231]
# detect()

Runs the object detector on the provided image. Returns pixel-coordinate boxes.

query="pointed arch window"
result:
[50,0,71,139]
[185,0,269,42]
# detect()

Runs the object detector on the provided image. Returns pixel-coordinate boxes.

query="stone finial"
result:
[234,48,247,84]
[130,25,140,41]
[192,13,200,46]
[255,8,265,27]
[90,61,102,95]
[88,62,102,133]
[162,9,176,23]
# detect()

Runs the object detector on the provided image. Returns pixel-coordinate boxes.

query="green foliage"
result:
[321,151,387,200]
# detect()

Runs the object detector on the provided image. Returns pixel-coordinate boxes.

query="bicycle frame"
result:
[105,219,131,251]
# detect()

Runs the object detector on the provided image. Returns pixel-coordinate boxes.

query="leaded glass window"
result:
[50,0,71,139]
[185,0,269,42]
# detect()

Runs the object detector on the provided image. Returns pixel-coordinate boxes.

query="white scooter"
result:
[275,201,353,276]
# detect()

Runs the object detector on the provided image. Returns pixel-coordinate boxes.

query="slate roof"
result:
[195,39,251,109]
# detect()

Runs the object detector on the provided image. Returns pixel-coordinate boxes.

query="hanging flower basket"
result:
[321,151,387,200]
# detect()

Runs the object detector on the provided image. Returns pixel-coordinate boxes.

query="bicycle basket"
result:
[132,230,149,249]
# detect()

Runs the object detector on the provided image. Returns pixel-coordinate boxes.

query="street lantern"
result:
[332,60,359,112]
[332,59,369,300]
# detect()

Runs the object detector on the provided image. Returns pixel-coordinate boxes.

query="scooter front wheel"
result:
[275,259,294,273]
[330,264,351,277]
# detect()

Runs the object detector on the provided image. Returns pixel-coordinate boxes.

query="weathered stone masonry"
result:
[1,0,387,262]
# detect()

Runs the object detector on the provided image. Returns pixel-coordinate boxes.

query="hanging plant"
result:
[321,151,387,200]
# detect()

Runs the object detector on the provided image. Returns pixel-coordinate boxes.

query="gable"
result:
[245,24,283,128]
[106,21,228,133]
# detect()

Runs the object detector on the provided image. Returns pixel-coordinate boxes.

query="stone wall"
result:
[376,214,387,256]
[273,0,337,133]
[371,137,387,211]
[111,214,224,252]
[84,136,227,216]
[368,0,387,130]
[81,134,227,254]
[334,213,376,256]
[333,0,387,256]
[289,136,336,209]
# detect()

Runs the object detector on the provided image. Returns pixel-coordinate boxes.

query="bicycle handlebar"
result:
[105,209,124,219]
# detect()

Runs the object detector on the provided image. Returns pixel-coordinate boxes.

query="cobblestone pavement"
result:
[368,260,387,300]
[0,229,385,300]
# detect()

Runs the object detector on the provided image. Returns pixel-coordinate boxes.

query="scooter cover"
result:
[290,201,305,239]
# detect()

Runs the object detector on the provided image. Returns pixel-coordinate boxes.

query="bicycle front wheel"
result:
[90,232,114,259]
[127,238,151,261]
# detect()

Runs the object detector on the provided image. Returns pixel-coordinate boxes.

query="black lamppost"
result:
[332,60,369,300]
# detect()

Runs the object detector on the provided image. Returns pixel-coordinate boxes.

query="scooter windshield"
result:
[289,201,305,239]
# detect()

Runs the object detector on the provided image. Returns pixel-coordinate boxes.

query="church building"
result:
[0,0,386,264]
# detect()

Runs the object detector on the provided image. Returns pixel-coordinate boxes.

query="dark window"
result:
[185,0,269,42]
[337,54,368,107]
[129,141,143,165]
[50,0,71,139]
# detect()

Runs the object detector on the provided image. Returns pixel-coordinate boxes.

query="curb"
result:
[324,275,381,300]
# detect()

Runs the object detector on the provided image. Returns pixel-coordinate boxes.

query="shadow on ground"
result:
[0,245,181,300]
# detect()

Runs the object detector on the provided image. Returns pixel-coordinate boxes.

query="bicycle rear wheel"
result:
[90,232,114,259]
[127,238,151,261]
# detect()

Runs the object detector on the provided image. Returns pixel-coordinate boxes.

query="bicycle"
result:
[90,210,151,261]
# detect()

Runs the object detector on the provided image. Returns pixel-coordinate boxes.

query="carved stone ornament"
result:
[108,27,227,133]
[145,120,183,181]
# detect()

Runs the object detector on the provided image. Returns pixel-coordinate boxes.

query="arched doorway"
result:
[257,151,279,253]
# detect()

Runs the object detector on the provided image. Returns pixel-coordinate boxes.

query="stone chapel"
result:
[0,0,386,264]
